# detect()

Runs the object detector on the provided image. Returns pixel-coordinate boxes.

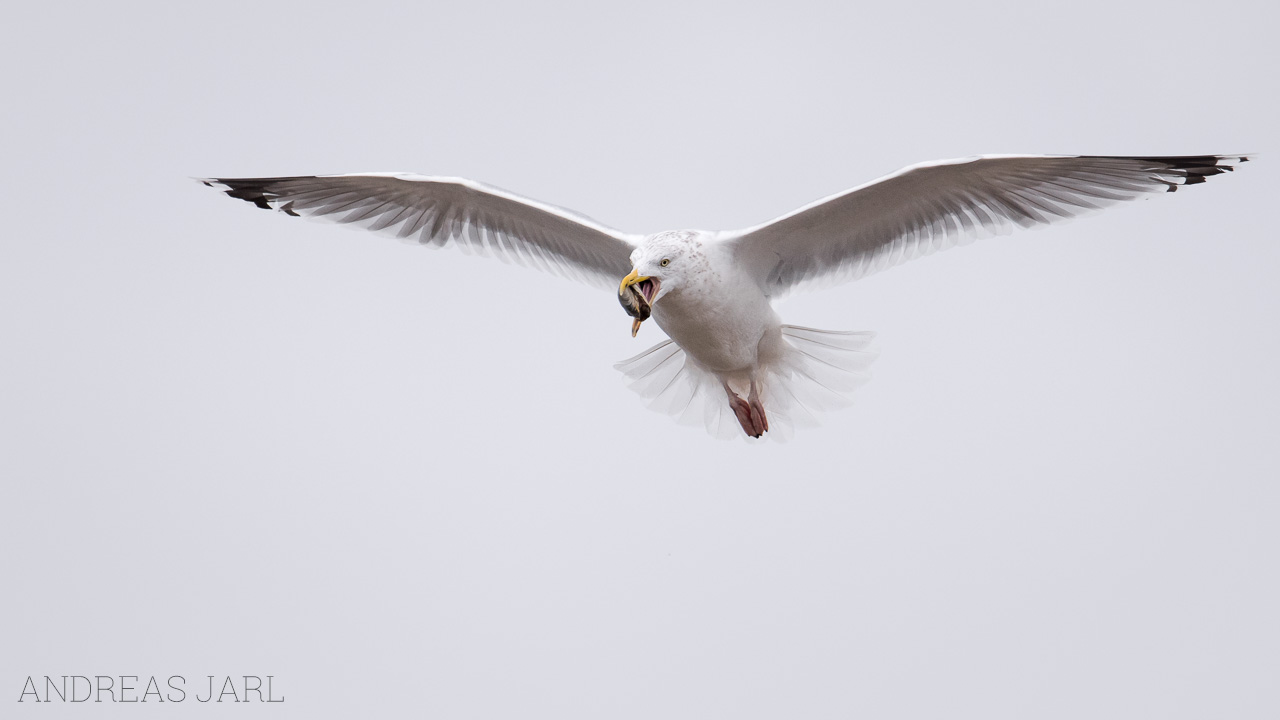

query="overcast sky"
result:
[2,1,1277,718]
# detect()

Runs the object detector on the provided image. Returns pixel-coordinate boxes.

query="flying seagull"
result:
[203,154,1249,440]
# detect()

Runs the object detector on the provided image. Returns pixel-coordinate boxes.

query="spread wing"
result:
[201,173,641,291]
[725,154,1250,296]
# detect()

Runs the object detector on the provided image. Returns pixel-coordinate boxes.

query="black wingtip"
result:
[207,177,284,212]
[1128,154,1250,190]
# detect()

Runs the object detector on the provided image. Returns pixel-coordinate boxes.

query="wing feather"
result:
[726,154,1249,296]
[201,173,640,290]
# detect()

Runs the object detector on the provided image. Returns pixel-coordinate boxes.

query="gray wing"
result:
[725,154,1250,296]
[201,173,641,291]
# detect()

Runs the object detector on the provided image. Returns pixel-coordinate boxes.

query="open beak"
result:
[619,270,660,303]
[619,269,660,337]
[618,269,646,295]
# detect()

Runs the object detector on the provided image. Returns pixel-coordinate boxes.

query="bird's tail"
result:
[613,325,877,441]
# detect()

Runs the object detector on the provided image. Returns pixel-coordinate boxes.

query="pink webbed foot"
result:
[725,382,769,438]
[748,381,769,435]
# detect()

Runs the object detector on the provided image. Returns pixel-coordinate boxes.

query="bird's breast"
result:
[653,275,777,374]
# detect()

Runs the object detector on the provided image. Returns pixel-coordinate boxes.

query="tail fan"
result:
[613,325,877,441]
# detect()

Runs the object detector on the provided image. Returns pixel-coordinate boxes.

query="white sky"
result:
[2,1,1278,718]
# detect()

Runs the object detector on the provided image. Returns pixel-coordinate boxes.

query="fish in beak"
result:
[618,269,661,337]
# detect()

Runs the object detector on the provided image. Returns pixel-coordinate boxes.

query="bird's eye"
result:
[660,258,671,267]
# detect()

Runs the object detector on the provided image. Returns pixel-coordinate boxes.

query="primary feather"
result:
[200,173,640,290]
[726,155,1249,296]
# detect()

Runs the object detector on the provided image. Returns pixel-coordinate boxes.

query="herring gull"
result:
[202,154,1249,440]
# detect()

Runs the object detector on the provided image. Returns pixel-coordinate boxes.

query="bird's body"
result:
[645,231,778,374]
[203,154,1249,440]
[617,229,874,439]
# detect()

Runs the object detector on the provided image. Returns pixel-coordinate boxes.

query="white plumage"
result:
[203,154,1248,440]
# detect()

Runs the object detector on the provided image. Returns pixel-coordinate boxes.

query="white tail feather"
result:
[614,325,877,440]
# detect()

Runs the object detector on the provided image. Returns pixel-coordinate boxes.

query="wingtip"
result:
[1136,154,1252,191]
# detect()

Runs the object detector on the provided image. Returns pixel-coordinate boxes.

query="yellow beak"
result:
[619,269,652,338]
[618,269,649,294]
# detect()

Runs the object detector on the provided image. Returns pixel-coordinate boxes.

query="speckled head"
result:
[626,231,710,301]
[617,230,710,336]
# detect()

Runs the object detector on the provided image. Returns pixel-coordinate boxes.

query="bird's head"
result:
[618,230,703,336]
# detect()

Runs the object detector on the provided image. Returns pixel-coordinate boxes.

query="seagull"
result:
[202,154,1249,440]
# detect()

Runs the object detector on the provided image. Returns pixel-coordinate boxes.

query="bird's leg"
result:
[748,379,769,435]
[724,383,759,438]
[724,381,768,438]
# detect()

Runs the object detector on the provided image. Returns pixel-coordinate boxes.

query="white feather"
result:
[200,173,641,291]
[724,154,1249,297]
